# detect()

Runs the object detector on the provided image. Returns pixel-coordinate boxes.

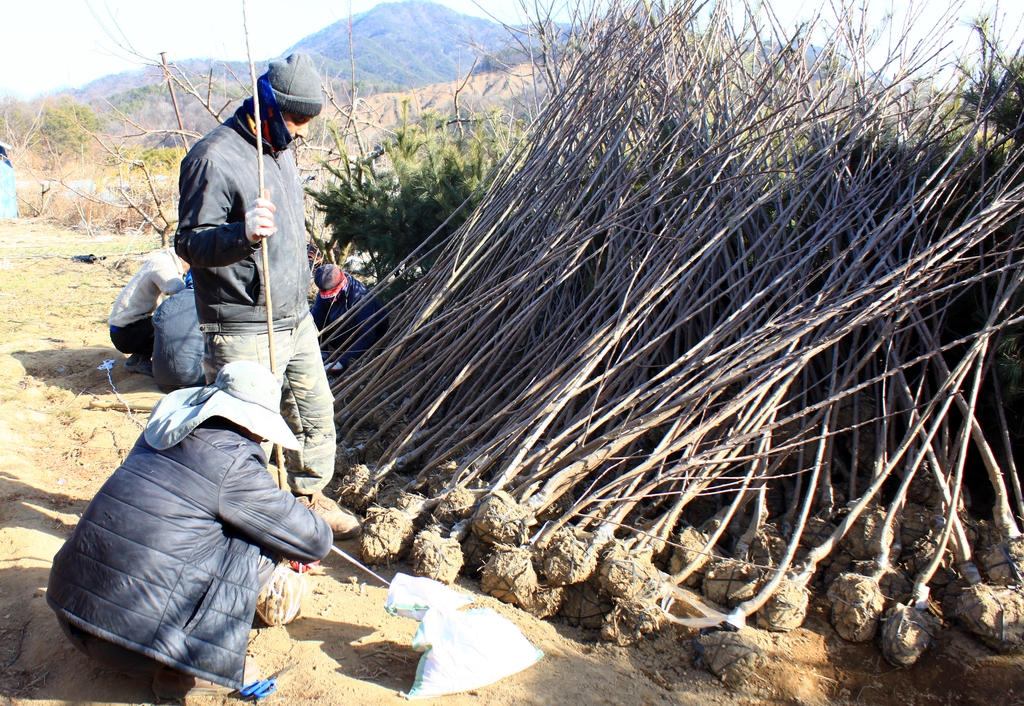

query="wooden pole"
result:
[243,0,287,491]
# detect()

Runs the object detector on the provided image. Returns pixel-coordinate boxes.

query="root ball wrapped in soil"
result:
[703,559,761,608]
[392,491,427,514]
[560,577,613,629]
[979,536,1024,586]
[756,579,809,632]
[669,527,714,587]
[411,530,464,584]
[750,525,786,568]
[881,603,941,667]
[827,573,885,642]
[823,550,855,587]
[360,507,415,565]
[434,488,477,525]
[600,596,666,646]
[461,532,493,575]
[256,563,306,626]
[522,585,565,619]
[956,584,1024,653]
[471,491,531,546]
[598,544,660,600]
[334,464,377,514]
[481,545,539,606]
[841,506,894,560]
[541,529,599,586]
[694,631,765,685]
[878,566,915,607]
[901,539,956,589]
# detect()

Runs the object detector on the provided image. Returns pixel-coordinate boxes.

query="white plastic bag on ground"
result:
[404,608,544,700]
[385,572,473,621]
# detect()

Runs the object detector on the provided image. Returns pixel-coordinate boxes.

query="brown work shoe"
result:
[298,491,361,539]
[152,657,260,699]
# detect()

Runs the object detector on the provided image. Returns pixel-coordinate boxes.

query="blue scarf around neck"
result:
[242,74,293,152]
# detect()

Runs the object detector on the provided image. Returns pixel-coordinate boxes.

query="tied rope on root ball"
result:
[434,488,478,525]
[979,536,1024,586]
[703,559,762,609]
[598,543,660,600]
[756,578,810,632]
[481,545,539,607]
[360,507,415,565]
[601,595,667,646]
[955,583,1024,653]
[335,464,377,514]
[256,563,307,627]
[693,631,765,685]
[411,529,464,584]
[881,603,942,667]
[899,502,935,548]
[750,525,787,568]
[471,491,531,546]
[522,585,565,619]
[559,577,614,629]
[541,528,602,586]
[827,573,886,642]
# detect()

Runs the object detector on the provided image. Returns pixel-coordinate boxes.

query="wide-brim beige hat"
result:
[144,361,300,451]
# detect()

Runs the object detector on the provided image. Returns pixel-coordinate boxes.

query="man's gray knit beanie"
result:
[268,53,323,118]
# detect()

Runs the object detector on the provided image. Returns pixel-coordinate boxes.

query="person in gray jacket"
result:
[46,361,332,699]
[174,52,358,538]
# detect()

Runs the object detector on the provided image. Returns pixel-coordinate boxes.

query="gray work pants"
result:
[203,314,336,494]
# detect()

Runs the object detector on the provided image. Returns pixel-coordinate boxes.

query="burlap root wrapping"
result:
[601,596,666,646]
[827,573,885,642]
[335,464,377,514]
[481,545,539,606]
[841,506,894,561]
[703,559,761,609]
[434,487,478,525]
[980,536,1024,586]
[360,507,415,565]
[756,579,810,631]
[411,530,464,584]
[541,529,600,586]
[560,577,613,629]
[461,531,494,575]
[956,583,1024,653]
[256,563,306,626]
[694,631,765,685]
[598,543,660,600]
[669,527,714,587]
[881,603,941,667]
[471,491,531,546]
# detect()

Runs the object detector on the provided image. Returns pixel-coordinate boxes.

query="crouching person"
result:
[45,361,332,700]
[311,264,388,373]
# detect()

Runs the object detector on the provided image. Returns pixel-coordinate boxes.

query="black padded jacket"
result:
[175,108,311,334]
[46,421,332,689]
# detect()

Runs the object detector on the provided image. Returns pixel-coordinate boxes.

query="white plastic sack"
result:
[404,608,544,700]
[385,572,473,621]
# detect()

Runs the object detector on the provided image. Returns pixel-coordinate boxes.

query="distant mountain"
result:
[69,1,513,106]
[290,1,509,88]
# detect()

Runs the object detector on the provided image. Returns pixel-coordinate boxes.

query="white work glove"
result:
[244,190,277,243]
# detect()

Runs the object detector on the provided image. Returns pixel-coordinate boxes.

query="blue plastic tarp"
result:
[0,146,18,219]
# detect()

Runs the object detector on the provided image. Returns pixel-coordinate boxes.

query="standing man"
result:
[175,52,358,538]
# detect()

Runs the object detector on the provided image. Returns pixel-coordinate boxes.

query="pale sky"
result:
[1,0,1022,99]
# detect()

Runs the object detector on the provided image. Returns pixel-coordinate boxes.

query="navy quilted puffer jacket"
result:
[46,420,332,688]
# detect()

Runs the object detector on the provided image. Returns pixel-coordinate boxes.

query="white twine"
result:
[97,359,144,428]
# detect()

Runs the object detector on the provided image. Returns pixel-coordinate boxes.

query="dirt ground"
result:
[0,218,1021,706]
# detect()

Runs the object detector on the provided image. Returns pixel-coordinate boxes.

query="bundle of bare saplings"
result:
[325,1,1024,671]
